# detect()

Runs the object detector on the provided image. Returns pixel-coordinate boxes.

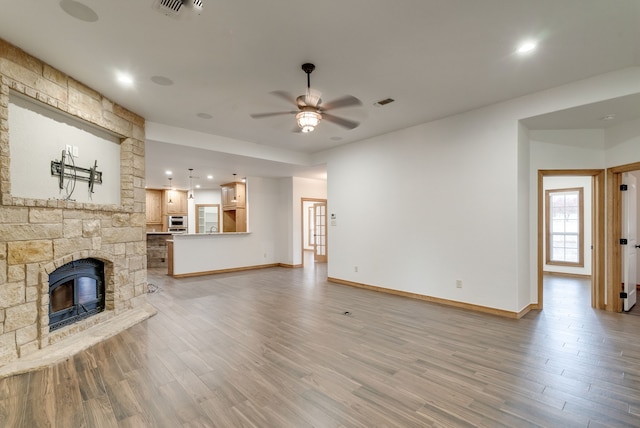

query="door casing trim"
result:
[607,162,640,312]
[537,169,605,310]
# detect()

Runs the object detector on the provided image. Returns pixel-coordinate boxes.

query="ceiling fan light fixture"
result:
[296,110,321,133]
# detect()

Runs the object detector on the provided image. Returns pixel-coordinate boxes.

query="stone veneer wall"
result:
[0,39,147,365]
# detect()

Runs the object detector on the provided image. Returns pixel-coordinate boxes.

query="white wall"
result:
[275,178,293,263]
[517,123,531,310]
[542,176,593,276]
[605,118,640,167]
[9,94,121,204]
[323,67,640,313]
[326,111,521,312]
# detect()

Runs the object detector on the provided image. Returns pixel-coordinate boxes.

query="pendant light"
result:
[167,177,173,204]
[231,173,237,203]
[188,168,194,200]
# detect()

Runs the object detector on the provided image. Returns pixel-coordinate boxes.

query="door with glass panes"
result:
[313,202,327,263]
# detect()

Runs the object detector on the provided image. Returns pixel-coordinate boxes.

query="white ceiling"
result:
[1,0,639,189]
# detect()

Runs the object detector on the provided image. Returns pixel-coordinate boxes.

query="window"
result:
[546,187,584,266]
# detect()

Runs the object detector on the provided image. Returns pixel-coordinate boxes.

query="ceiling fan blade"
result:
[270,90,298,106]
[323,113,359,130]
[250,111,296,119]
[321,95,361,110]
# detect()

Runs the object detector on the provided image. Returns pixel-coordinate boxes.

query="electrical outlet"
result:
[73,146,79,157]
[354,266,358,272]
[456,279,463,288]
[263,252,267,258]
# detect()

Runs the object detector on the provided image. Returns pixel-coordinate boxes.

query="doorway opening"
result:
[607,162,640,312]
[301,198,327,268]
[537,170,605,310]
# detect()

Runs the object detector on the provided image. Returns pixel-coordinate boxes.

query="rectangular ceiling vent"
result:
[374,98,395,107]
[155,0,203,17]
[158,0,183,15]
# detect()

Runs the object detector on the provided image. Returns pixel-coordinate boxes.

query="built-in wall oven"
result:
[168,215,187,233]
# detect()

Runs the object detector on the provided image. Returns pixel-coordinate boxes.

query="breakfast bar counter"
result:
[166,232,277,278]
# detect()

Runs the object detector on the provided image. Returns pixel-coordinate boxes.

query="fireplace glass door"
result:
[49,259,105,331]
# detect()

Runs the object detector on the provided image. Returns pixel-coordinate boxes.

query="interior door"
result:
[314,202,327,263]
[623,172,637,311]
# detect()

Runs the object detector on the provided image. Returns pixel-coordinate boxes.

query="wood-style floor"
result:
[2,267,640,427]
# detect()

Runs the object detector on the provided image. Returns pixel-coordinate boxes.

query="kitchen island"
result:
[146,232,174,268]
[167,232,278,277]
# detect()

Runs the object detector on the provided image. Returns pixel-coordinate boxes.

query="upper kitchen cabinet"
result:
[221,182,246,210]
[220,181,246,232]
[164,189,188,215]
[145,189,163,225]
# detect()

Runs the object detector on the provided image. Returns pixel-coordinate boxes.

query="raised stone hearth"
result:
[0,39,153,370]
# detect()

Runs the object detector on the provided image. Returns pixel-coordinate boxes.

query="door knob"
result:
[636,245,640,249]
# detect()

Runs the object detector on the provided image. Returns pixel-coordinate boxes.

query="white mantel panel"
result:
[9,94,121,204]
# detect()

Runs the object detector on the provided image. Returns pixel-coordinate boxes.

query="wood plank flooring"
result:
[2,268,640,427]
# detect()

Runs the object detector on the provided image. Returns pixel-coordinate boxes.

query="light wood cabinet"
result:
[145,189,163,227]
[221,182,246,210]
[146,188,188,231]
[222,208,246,233]
[164,189,188,216]
[220,182,246,232]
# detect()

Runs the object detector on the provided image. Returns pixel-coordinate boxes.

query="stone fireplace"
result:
[0,39,153,370]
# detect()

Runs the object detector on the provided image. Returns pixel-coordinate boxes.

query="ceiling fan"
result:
[250,63,362,133]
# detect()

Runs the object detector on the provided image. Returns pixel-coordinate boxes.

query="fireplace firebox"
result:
[48,258,105,331]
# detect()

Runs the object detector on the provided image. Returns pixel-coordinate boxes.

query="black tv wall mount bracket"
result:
[51,150,103,193]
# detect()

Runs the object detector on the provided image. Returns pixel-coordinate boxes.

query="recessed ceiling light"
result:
[151,75,174,86]
[197,113,213,119]
[116,72,134,86]
[207,175,213,179]
[517,41,537,55]
[195,184,201,189]
[165,170,173,175]
[60,0,99,22]
[600,114,616,121]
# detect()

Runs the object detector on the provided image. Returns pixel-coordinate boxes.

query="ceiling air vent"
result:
[374,98,395,107]
[155,0,203,17]
[159,0,183,15]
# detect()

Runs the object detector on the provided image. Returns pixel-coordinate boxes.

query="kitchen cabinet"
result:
[164,189,188,215]
[221,182,246,210]
[145,189,163,230]
[220,182,246,232]
[222,209,246,233]
[146,188,188,231]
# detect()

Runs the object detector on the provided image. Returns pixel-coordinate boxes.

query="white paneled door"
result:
[623,173,637,311]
